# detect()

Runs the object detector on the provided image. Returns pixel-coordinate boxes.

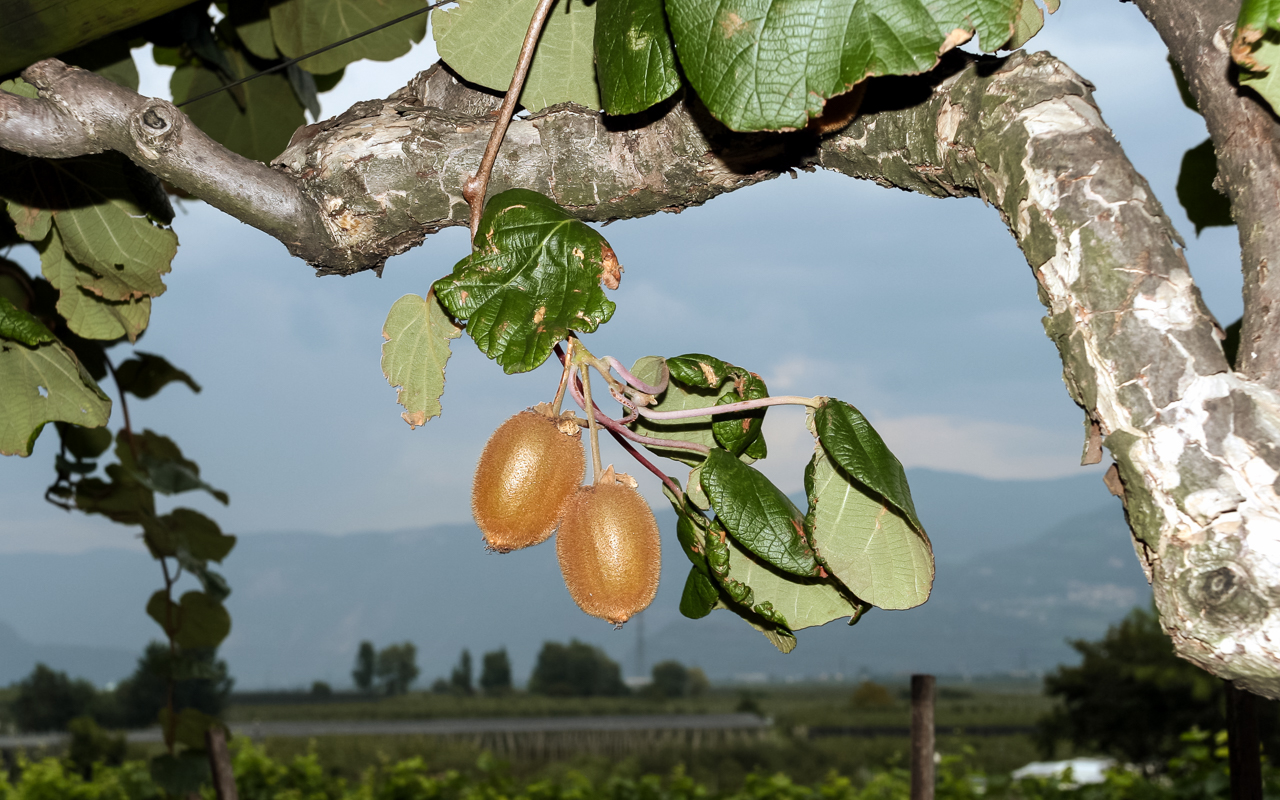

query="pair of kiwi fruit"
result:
[471,405,661,624]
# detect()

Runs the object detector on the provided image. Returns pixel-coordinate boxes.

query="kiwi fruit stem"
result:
[581,364,604,483]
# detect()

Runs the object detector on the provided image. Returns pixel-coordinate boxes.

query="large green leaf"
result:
[433,0,601,112]
[1177,139,1232,235]
[665,353,731,388]
[806,447,933,609]
[814,398,923,534]
[150,753,211,797]
[118,430,229,505]
[147,590,232,649]
[1004,0,1056,51]
[630,355,721,465]
[432,189,618,373]
[381,291,463,428]
[679,566,720,619]
[144,508,236,563]
[114,353,201,398]
[595,0,682,115]
[721,532,864,629]
[0,337,110,457]
[665,0,1021,130]
[700,448,819,576]
[172,47,306,164]
[39,229,151,342]
[75,466,156,524]
[271,0,429,74]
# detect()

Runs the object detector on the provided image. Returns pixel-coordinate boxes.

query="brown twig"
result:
[461,0,556,242]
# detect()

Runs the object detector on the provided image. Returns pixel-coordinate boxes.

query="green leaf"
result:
[381,291,463,427]
[114,353,201,398]
[595,0,682,115]
[172,47,306,163]
[665,353,731,388]
[630,355,720,465]
[720,531,865,628]
[806,447,933,609]
[144,508,236,563]
[286,63,321,119]
[433,0,601,113]
[700,448,819,576]
[48,166,176,303]
[679,566,720,619]
[814,398,923,534]
[0,337,110,456]
[55,421,112,460]
[1003,0,1056,51]
[1,78,39,99]
[712,373,768,456]
[0,296,54,346]
[665,0,1021,130]
[686,463,711,509]
[118,430,229,504]
[75,468,156,524]
[150,752,210,796]
[39,230,151,342]
[230,0,280,60]
[432,189,618,373]
[159,707,226,751]
[149,590,232,649]
[271,0,429,74]
[1177,139,1232,235]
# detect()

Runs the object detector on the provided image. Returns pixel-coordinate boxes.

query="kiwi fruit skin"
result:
[556,481,661,624]
[472,410,585,552]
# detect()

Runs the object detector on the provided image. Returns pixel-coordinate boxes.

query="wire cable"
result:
[176,1,452,108]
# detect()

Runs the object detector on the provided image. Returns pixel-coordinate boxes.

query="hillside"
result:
[0,468,1146,688]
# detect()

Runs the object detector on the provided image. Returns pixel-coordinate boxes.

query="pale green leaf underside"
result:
[270,0,428,74]
[0,339,110,457]
[381,292,463,428]
[808,449,933,609]
[665,0,1021,130]
[41,229,150,342]
[433,0,601,112]
[722,534,862,629]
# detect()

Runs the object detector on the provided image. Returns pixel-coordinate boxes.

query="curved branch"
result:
[1,59,329,263]
[1130,0,1280,389]
[6,50,1280,693]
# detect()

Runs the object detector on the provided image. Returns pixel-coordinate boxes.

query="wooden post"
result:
[206,726,238,800]
[1227,680,1263,800]
[911,675,935,800]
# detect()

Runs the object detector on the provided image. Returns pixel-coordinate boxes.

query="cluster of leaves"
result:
[629,353,933,651]
[1233,0,1280,119]
[3,732,1274,800]
[435,0,1055,131]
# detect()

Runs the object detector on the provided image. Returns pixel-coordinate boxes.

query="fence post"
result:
[206,726,239,800]
[1227,680,1263,800]
[911,675,935,800]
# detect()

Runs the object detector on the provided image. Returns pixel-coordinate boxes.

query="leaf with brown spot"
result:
[381,291,462,428]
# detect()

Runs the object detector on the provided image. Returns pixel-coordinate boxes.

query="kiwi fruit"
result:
[556,471,661,624]
[472,407,585,552]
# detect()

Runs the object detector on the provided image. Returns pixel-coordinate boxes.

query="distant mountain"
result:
[0,469,1144,688]
[0,620,135,687]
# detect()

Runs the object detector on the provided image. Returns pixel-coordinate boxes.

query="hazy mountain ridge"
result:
[0,469,1146,688]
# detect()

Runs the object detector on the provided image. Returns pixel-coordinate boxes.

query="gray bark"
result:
[6,51,1280,694]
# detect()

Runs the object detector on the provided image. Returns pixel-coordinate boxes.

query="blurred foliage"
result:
[528,641,629,698]
[1,729,1276,800]
[481,649,513,696]
[1036,605,1280,764]
[10,664,98,732]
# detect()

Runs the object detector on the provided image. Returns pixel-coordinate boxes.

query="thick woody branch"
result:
[1131,0,1280,389]
[5,51,1280,692]
[1,59,328,262]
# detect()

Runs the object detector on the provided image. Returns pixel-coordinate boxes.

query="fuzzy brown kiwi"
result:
[556,474,661,624]
[472,407,585,552]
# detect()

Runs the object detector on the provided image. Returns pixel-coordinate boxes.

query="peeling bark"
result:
[5,52,1280,693]
[1131,0,1280,391]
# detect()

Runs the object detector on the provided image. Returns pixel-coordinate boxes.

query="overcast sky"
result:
[0,1,1245,554]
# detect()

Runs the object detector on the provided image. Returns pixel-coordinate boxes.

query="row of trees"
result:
[349,640,708,699]
[6,643,231,733]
